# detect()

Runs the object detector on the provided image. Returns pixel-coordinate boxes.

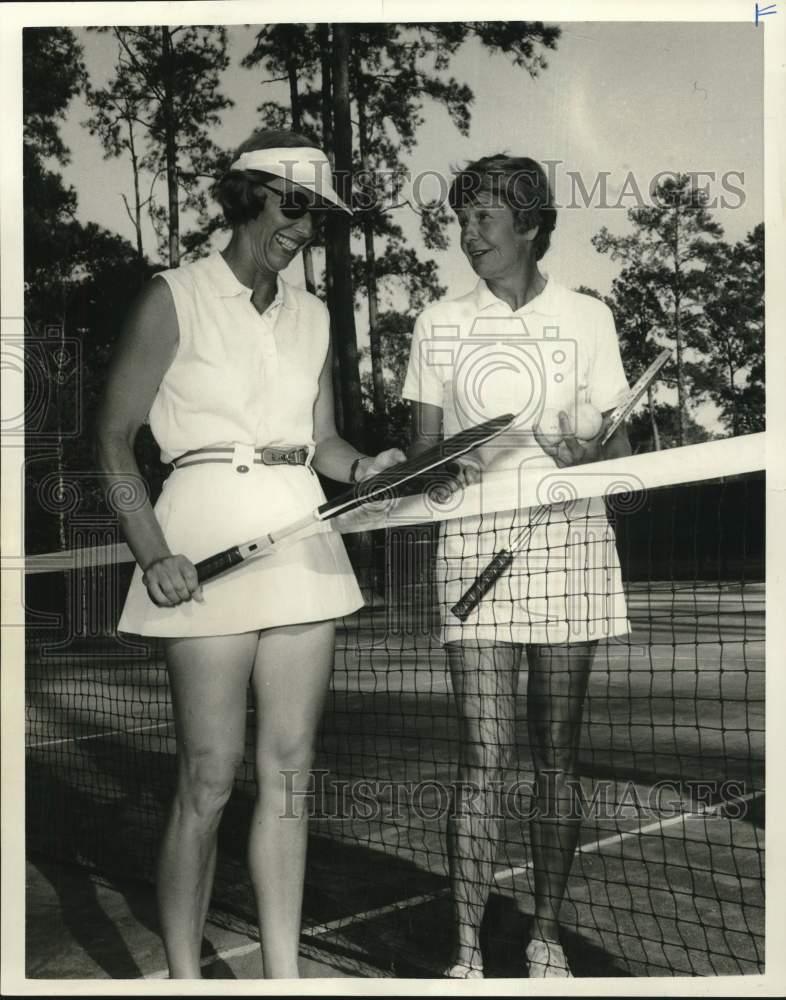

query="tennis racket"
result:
[600,348,671,447]
[195,412,515,583]
[451,352,671,621]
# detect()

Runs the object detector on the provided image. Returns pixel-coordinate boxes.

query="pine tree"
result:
[592,174,724,445]
[688,224,764,436]
[88,26,233,266]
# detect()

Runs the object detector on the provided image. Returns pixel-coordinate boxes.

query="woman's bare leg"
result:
[248,619,336,979]
[526,641,595,948]
[158,633,259,978]
[445,640,523,974]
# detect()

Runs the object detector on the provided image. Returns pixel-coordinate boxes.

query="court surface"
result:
[25,581,764,979]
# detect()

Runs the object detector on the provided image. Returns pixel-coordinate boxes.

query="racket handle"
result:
[451,549,514,622]
[195,547,244,583]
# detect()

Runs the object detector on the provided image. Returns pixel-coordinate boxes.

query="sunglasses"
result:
[260,183,326,226]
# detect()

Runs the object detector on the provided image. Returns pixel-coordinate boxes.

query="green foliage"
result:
[588,188,763,444]
[361,374,413,450]
[358,310,419,446]
[23,28,160,552]
[369,311,417,393]
[241,22,561,261]
[242,22,560,437]
[351,243,445,315]
[24,221,155,553]
[22,28,86,162]
[627,402,713,453]
[23,29,84,291]
[85,26,234,263]
[686,223,764,435]
[458,21,560,74]
[591,173,764,444]
[23,149,78,291]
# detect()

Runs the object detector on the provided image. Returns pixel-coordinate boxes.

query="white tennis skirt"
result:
[437,497,631,646]
[118,462,364,637]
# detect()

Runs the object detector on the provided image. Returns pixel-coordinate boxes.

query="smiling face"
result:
[246,177,317,274]
[455,188,538,282]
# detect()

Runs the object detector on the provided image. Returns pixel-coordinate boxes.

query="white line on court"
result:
[143,790,763,978]
[25,706,257,749]
[300,789,763,940]
[145,941,261,980]
[297,821,631,942]
[145,813,672,977]
[25,718,175,749]
[302,886,451,939]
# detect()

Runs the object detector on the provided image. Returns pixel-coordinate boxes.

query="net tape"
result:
[21,432,766,575]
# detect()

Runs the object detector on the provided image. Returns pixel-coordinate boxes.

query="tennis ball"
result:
[574,402,604,441]
[534,407,565,446]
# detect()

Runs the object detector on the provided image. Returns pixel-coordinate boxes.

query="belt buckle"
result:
[285,448,300,465]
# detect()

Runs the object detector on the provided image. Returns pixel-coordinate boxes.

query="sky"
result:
[58,21,763,286]
[53,20,764,428]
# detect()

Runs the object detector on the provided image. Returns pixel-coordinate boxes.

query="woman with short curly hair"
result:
[404,153,632,978]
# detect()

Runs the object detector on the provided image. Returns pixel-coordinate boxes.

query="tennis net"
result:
[22,435,765,978]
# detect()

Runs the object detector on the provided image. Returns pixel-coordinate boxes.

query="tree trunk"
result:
[356,79,386,422]
[647,383,661,451]
[329,24,364,446]
[672,212,684,446]
[161,27,180,268]
[301,246,316,295]
[363,223,386,420]
[728,354,739,437]
[126,116,145,268]
[285,43,316,294]
[674,304,685,447]
[319,24,333,154]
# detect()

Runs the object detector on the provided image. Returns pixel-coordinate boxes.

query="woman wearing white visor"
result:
[97,129,403,978]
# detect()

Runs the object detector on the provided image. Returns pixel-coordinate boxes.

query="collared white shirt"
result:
[147,251,329,463]
[402,275,629,475]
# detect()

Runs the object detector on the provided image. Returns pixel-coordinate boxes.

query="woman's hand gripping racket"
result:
[450,350,672,622]
[195,412,516,584]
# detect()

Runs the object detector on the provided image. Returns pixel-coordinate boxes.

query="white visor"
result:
[228,146,352,214]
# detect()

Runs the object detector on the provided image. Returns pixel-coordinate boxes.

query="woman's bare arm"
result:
[95,278,201,605]
[408,401,444,458]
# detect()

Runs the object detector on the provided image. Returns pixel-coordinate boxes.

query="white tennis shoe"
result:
[525,938,573,977]
[443,961,484,979]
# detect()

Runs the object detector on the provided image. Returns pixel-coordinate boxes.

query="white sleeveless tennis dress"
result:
[118,251,364,637]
